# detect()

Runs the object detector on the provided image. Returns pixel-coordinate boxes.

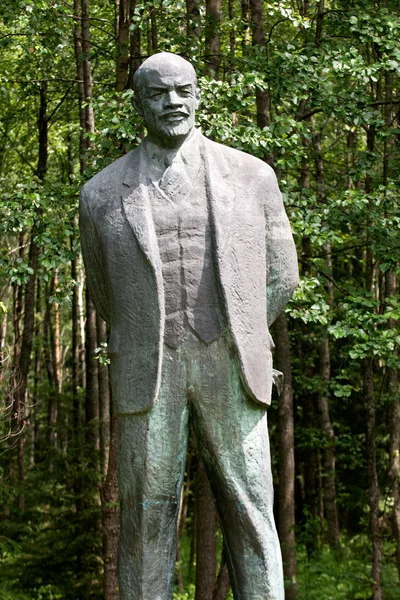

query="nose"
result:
[164,90,183,108]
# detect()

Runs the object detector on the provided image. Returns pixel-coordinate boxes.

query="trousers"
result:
[117,332,284,600]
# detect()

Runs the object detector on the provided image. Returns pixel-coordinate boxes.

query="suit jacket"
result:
[79,132,298,414]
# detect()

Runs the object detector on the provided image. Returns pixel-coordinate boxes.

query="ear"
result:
[195,87,201,110]
[133,94,143,116]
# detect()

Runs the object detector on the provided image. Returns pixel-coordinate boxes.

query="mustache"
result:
[160,110,189,118]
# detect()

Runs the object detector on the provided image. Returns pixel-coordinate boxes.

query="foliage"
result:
[1,0,400,598]
[297,537,399,600]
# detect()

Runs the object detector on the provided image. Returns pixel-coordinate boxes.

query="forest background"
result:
[1,0,400,599]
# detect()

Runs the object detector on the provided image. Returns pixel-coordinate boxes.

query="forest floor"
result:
[0,542,399,599]
[172,534,400,600]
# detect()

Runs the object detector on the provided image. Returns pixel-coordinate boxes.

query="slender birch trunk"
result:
[274,312,298,599]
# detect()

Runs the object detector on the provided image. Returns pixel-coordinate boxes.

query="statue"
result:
[80,52,298,600]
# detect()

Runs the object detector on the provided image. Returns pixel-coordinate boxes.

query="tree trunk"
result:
[126,0,141,89]
[189,503,196,581]
[227,0,236,66]
[313,131,340,548]
[176,497,185,594]
[0,287,8,366]
[186,0,201,42]
[51,274,62,396]
[303,392,319,555]
[347,129,357,190]
[43,279,57,461]
[31,279,42,467]
[300,209,319,554]
[71,232,80,436]
[81,0,95,136]
[116,0,131,92]
[380,69,400,578]
[315,0,324,48]
[195,458,217,600]
[363,356,382,600]
[100,415,119,600]
[78,258,86,389]
[80,0,99,464]
[37,81,48,181]
[146,15,152,55]
[205,0,221,78]
[386,268,400,577]
[8,279,22,515]
[241,0,251,53]
[14,236,39,509]
[300,0,310,17]
[14,75,47,491]
[97,314,110,476]
[150,5,158,52]
[14,76,49,486]
[85,289,99,460]
[73,0,87,173]
[250,0,270,133]
[177,445,194,593]
[318,336,340,548]
[387,341,400,576]
[388,377,400,577]
[212,553,231,600]
[363,126,382,600]
[53,273,67,453]
[274,312,298,599]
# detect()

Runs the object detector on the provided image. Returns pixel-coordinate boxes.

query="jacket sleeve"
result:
[264,166,298,327]
[79,187,112,324]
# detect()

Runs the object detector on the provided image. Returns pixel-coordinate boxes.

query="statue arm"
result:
[264,168,298,327]
[79,188,112,324]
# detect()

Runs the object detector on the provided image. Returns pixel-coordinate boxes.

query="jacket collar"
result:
[121,131,233,270]
[122,130,230,188]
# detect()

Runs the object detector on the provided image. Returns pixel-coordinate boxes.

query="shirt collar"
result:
[143,128,200,182]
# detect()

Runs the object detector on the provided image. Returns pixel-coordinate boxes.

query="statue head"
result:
[133,52,200,145]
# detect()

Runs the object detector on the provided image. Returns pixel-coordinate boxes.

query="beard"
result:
[144,111,195,141]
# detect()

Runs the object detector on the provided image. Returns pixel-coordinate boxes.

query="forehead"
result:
[140,64,196,89]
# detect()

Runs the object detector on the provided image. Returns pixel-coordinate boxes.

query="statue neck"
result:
[145,128,198,168]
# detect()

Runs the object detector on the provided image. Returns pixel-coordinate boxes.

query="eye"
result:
[147,88,166,99]
[178,88,192,97]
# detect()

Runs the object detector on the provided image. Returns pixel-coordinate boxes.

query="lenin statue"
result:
[80,52,298,600]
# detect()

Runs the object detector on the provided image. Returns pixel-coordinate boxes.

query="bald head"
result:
[132,52,200,146]
[133,53,197,95]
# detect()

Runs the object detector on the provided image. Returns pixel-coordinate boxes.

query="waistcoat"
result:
[147,138,221,348]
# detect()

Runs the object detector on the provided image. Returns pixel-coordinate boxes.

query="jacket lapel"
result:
[121,146,162,274]
[200,135,234,256]
[121,134,235,278]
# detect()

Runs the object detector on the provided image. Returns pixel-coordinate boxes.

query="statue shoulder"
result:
[201,134,275,181]
[80,147,141,206]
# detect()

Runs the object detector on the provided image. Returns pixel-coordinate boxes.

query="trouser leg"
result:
[117,349,189,600]
[188,337,284,600]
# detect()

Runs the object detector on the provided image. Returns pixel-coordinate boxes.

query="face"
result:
[135,62,199,142]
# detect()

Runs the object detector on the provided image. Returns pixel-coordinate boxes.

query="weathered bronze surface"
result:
[80,52,298,600]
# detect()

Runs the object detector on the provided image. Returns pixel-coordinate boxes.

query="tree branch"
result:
[266,18,290,45]
[0,127,37,174]
[47,83,75,123]
[298,107,324,120]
